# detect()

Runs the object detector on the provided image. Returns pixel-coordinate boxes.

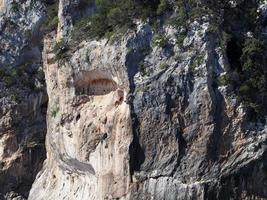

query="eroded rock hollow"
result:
[74,70,119,96]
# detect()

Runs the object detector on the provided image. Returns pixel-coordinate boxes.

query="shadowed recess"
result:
[75,70,118,96]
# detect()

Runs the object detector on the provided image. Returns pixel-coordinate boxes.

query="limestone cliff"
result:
[0,0,47,199]
[0,0,267,200]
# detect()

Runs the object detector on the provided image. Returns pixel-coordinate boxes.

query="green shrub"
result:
[225,37,267,117]
[157,0,170,15]
[51,106,59,118]
[2,76,15,87]
[241,38,265,74]
[239,82,252,96]
[10,93,20,102]
[71,13,110,43]
[71,16,92,43]
[153,34,169,48]
[11,1,19,12]
[240,38,266,99]
[108,7,131,28]
[159,63,169,70]
[191,6,213,20]
[139,62,150,76]
[207,23,219,35]
[190,54,204,71]
[53,40,69,61]
[176,31,187,47]
[47,16,59,32]
[0,63,44,91]
[42,2,59,33]
[0,67,17,87]
[20,76,36,90]
[36,69,45,83]
[175,54,183,62]
[168,10,187,28]
[219,31,231,49]
[217,74,230,86]
[71,0,162,43]
[10,68,18,77]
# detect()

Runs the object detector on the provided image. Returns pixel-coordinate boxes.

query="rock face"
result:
[28,33,132,199]
[0,0,267,199]
[0,0,47,199]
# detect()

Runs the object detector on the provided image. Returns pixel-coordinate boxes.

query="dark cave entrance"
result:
[226,37,243,72]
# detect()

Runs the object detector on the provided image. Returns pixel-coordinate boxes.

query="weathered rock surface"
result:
[0,0,47,199]
[0,0,267,199]
[28,0,267,199]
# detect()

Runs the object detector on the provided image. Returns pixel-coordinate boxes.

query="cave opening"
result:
[74,70,118,96]
[226,37,243,72]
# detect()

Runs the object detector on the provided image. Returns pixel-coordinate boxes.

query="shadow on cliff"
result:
[125,46,146,178]
[125,26,155,177]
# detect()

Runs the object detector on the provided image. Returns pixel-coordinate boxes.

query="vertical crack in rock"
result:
[126,49,146,179]
[125,28,153,180]
[206,40,225,162]
[128,110,145,179]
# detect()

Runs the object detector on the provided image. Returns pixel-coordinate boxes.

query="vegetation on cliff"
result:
[71,0,171,42]
[42,1,59,33]
[71,0,267,120]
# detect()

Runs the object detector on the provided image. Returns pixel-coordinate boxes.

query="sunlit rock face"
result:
[28,0,267,199]
[28,32,133,199]
[0,0,4,11]
[0,0,266,199]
